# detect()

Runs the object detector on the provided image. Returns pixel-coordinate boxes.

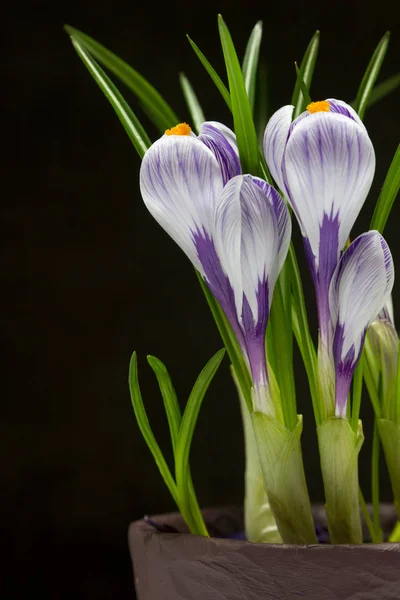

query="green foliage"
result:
[242,21,263,113]
[65,25,178,131]
[70,38,151,158]
[370,144,400,234]
[291,31,320,119]
[129,349,225,535]
[218,15,261,176]
[353,32,391,120]
[179,73,206,133]
[187,35,231,109]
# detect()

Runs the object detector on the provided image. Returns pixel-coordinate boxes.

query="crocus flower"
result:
[264,99,375,346]
[140,122,291,415]
[328,231,394,416]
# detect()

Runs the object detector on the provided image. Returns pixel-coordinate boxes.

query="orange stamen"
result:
[165,122,192,136]
[306,100,330,114]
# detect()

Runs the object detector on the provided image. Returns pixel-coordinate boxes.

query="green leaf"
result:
[179,73,206,134]
[294,61,312,108]
[291,31,320,119]
[269,280,297,430]
[288,244,320,425]
[65,25,178,131]
[371,421,383,540]
[175,348,226,536]
[187,36,232,110]
[254,58,269,149]
[196,271,253,411]
[353,31,391,120]
[366,73,400,108]
[370,144,400,233]
[218,15,260,176]
[242,21,263,113]
[128,352,179,504]
[147,355,181,453]
[351,354,364,432]
[70,38,151,159]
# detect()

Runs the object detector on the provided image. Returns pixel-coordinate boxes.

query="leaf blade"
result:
[187,35,232,110]
[242,21,263,113]
[175,348,226,536]
[291,31,320,119]
[65,25,178,131]
[147,355,181,453]
[128,352,179,504]
[353,31,391,120]
[218,14,260,175]
[179,73,206,134]
[71,38,151,159]
[370,144,400,233]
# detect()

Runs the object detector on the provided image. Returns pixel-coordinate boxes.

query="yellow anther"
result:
[165,123,192,136]
[306,100,330,114]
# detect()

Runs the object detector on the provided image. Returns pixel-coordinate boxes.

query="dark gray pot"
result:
[128,505,400,599]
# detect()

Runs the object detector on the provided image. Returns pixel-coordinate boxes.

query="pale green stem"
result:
[318,417,364,544]
[234,368,281,543]
[377,418,400,520]
[252,412,317,544]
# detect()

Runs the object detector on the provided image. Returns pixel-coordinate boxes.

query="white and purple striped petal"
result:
[329,231,394,416]
[263,105,294,193]
[199,121,241,185]
[251,176,292,271]
[140,133,224,273]
[213,175,290,410]
[264,100,376,344]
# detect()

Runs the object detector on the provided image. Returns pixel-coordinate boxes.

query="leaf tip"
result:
[63,24,73,36]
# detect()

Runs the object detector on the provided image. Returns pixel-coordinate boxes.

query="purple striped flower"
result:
[140,122,291,415]
[264,99,376,347]
[329,231,394,416]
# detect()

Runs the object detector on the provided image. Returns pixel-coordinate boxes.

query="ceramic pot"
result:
[128,505,400,599]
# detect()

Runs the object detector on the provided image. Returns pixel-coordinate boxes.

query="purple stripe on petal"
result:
[192,226,245,348]
[328,101,356,120]
[326,99,366,130]
[241,281,270,387]
[199,123,241,185]
[332,324,363,417]
[248,177,292,272]
[316,213,340,341]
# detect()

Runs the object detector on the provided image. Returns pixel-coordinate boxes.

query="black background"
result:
[3,0,400,597]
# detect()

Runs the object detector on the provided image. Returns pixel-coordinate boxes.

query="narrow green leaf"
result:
[218,15,260,176]
[65,25,178,131]
[179,73,206,134]
[353,31,391,120]
[269,280,297,430]
[371,421,383,541]
[368,73,400,107]
[242,21,263,113]
[147,355,181,453]
[288,244,320,425]
[291,31,320,119]
[128,352,179,504]
[359,487,382,544]
[370,144,400,233]
[70,39,151,159]
[187,36,231,110]
[352,74,400,110]
[294,62,312,107]
[363,353,382,418]
[351,355,364,432]
[196,271,253,410]
[395,338,400,425]
[254,58,269,149]
[175,348,226,536]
